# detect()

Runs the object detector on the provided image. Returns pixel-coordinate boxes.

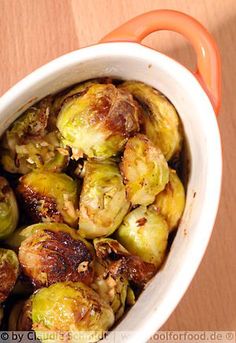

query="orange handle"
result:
[101,10,221,114]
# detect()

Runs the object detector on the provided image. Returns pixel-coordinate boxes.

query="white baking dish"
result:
[0,10,222,343]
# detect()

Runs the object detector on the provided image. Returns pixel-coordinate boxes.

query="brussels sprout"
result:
[94,238,156,288]
[79,160,130,239]
[0,248,19,302]
[154,169,186,231]
[32,282,114,343]
[17,171,79,227]
[18,223,94,287]
[116,206,169,267]
[121,134,169,206]
[57,83,140,159]
[119,81,183,161]
[91,261,129,320]
[1,97,69,174]
[8,299,32,331]
[0,177,19,240]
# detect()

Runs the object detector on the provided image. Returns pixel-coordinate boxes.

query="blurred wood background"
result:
[1,0,235,335]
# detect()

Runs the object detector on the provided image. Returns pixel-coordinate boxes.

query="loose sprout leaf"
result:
[121,134,169,206]
[116,206,169,267]
[119,81,183,161]
[79,160,130,238]
[57,83,140,159]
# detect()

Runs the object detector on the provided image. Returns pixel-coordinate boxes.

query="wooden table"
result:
[1,0,235,334]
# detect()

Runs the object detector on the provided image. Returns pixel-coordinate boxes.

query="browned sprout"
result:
[57,83,140,159]
[1,97,69,174]
[0,248,19,302]
[119,81,183,161]
[17,171,79,227]
[121,134,169,206]
[18,223,94,288]
[94,238,156,288]
[32,282,114,343]
[0,77,186,334]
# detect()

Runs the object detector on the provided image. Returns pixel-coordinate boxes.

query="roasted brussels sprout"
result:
[17,171,79,227]
[92,261,129,320]
[8,299,32,331]
[119,81,182,160]
[19,223,94,287]
[1,97,69,174]
[154,169,186,231]
[0,248,19,302]
[57,83,140,159]
[32,282,114,343]
[116,206,169,267]
[79,160,130,238]
[0,177,19,240]
[94,238,156,288]
[121,134,169,206]
[0,78,186,332]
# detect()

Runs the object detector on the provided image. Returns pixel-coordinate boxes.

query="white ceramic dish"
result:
[0,10,222,343]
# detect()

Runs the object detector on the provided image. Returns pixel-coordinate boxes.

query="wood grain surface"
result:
[1,0,235,335]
